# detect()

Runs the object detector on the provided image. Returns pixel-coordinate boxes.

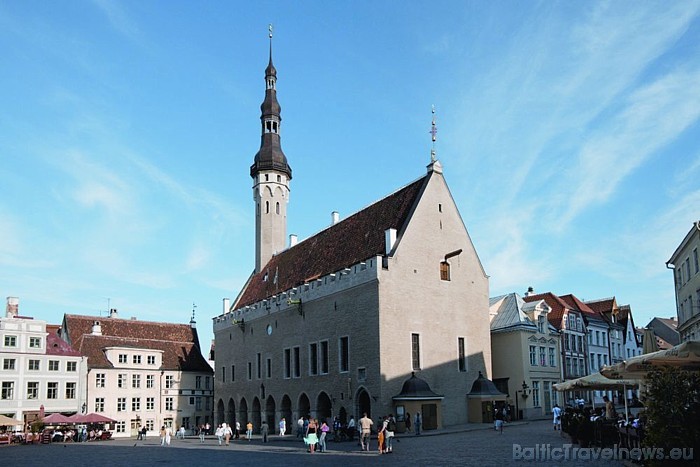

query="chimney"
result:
[331,211,339,225]
[289,234,298,247]
[91,321,102,335]
[6,297,19,318]
[109,308,118,318]
[223,298,231,315]
[525,286,535,297]
[385,228,397,255]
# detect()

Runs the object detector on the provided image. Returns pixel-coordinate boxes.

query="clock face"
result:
[266,324,273,335]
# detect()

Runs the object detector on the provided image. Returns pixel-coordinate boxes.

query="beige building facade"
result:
[489,293,561,419]
[667,220,700,342]
[213,38,491,432]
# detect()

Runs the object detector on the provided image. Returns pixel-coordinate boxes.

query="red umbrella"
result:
[69,413,116,424]
[42,413,73,424]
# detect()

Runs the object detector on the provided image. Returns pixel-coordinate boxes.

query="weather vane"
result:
[430,105,438,162]
[269,24,273,39]
[191,302,197,321]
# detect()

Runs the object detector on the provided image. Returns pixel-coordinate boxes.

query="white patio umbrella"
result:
[553,372,640,421]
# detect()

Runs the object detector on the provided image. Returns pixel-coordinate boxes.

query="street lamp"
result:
[514,381,530,420]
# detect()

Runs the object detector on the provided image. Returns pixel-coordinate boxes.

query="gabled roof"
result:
[234,174,429,308]
[585,297,616,315]
[46,324,82,357]
[62,314,212,372]
[559,294,601,321]
[522,292,570,329]
[489,293,537,332]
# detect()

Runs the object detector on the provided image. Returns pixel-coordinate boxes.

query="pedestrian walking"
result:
[279,417,286,436]
[215,424,223,445]
[359,412,373,451]
[246,421,253,441]
[405,412,412,433]
[261,420,269,443]
[319,421,329,452]
[199,424,205,443]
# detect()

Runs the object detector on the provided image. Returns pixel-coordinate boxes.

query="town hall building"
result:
[213,32,492,432]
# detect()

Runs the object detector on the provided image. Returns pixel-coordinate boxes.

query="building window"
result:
[284,349,291,379]
[572,359,578,377]
[411,333,421,370]
[146,397,155,410]
[685,257,691,282]
[565,357,572,376]
[147,355,156,365]
[66,361,77,372]
[309,343,318,376]
[132,397,141,411]
[49,360,59,371]
[293,347,301,378]
[221,366,226,383]
[257,353,262,379]
[532,381,540,407]
[597,354,602,369]
[165,375,174,389]
[529,346,537,366]
[458,337,467,372]
[231,365,235,382]
[537,316,545,334]
[548,348,556,367]
[276,202,280,215]
[195,376,202,389]
[96,373,106,387]
[117,397,126,412]
[132,374,141,388]
[440,261,450,281]
[195,397,202,411]
[65,382,76,399]
[146,374,154,388]
[3,358,15,370]
[539,346,546,366]
[27,382,38,399]
[189,396,195,405]
[247,362,252,380]
[693,248,699,274]
[4,335,17,347]
[28,359,39,371]
[266,358,272,378]
[116,421,126,433]
[165,397,173,411]
[320,341,329,374]
[339,336,349,373]
[118,354,127,364]
[29,337,42,348]
[1,381,14,400]
[357,367,367,382]
[590,353,596,370]
[146,419,154,431]
[133,355,141,364]
[47,382,58,399]
[205,376,211,389]
[118,374,127,388]
[95,398,105,412]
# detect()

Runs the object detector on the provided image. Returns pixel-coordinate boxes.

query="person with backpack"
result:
[385,414,396,453]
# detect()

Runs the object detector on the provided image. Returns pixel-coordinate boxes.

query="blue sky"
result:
[2,1,699,351]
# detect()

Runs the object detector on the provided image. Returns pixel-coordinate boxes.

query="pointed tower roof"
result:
[251,24,292,179]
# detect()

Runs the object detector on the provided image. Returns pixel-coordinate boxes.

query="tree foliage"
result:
[643,367,700,464]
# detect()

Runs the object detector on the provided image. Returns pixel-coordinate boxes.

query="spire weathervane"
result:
[430,105,438,162]
[269,23,273,39]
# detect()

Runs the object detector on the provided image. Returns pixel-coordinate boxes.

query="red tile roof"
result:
[46,325,82,357]
[62,314,212,372]
[234,174,429,308]
[523,292,571,329]
[585,298,615,315]
[559,294,597,317]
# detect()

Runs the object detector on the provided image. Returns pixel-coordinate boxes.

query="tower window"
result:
[276,202,280,214]
[277,175,281,182]
[440,261,450,281]
[266,201,270,214]
[265,174,269,181]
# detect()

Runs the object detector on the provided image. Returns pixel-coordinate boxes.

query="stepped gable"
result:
[62,314,212,372]
[235,174,428,308]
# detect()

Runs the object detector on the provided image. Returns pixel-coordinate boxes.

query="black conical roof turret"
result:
[251,30,292,179]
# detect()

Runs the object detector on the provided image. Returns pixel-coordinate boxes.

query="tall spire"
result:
[250,23,292,180]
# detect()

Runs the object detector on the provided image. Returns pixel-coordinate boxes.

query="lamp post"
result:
[514,381,530,420]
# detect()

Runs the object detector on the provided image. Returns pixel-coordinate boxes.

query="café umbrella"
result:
[553,372,640,421]
[601,341,700,379]
[0,414,23,426]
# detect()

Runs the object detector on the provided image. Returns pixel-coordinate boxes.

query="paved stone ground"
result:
[0,419,628,466]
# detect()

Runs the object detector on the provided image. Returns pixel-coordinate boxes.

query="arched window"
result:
[276,202,280,214]
[265,201,269,214]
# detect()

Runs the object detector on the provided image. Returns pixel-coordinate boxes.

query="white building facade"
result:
[667,220,700,342]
